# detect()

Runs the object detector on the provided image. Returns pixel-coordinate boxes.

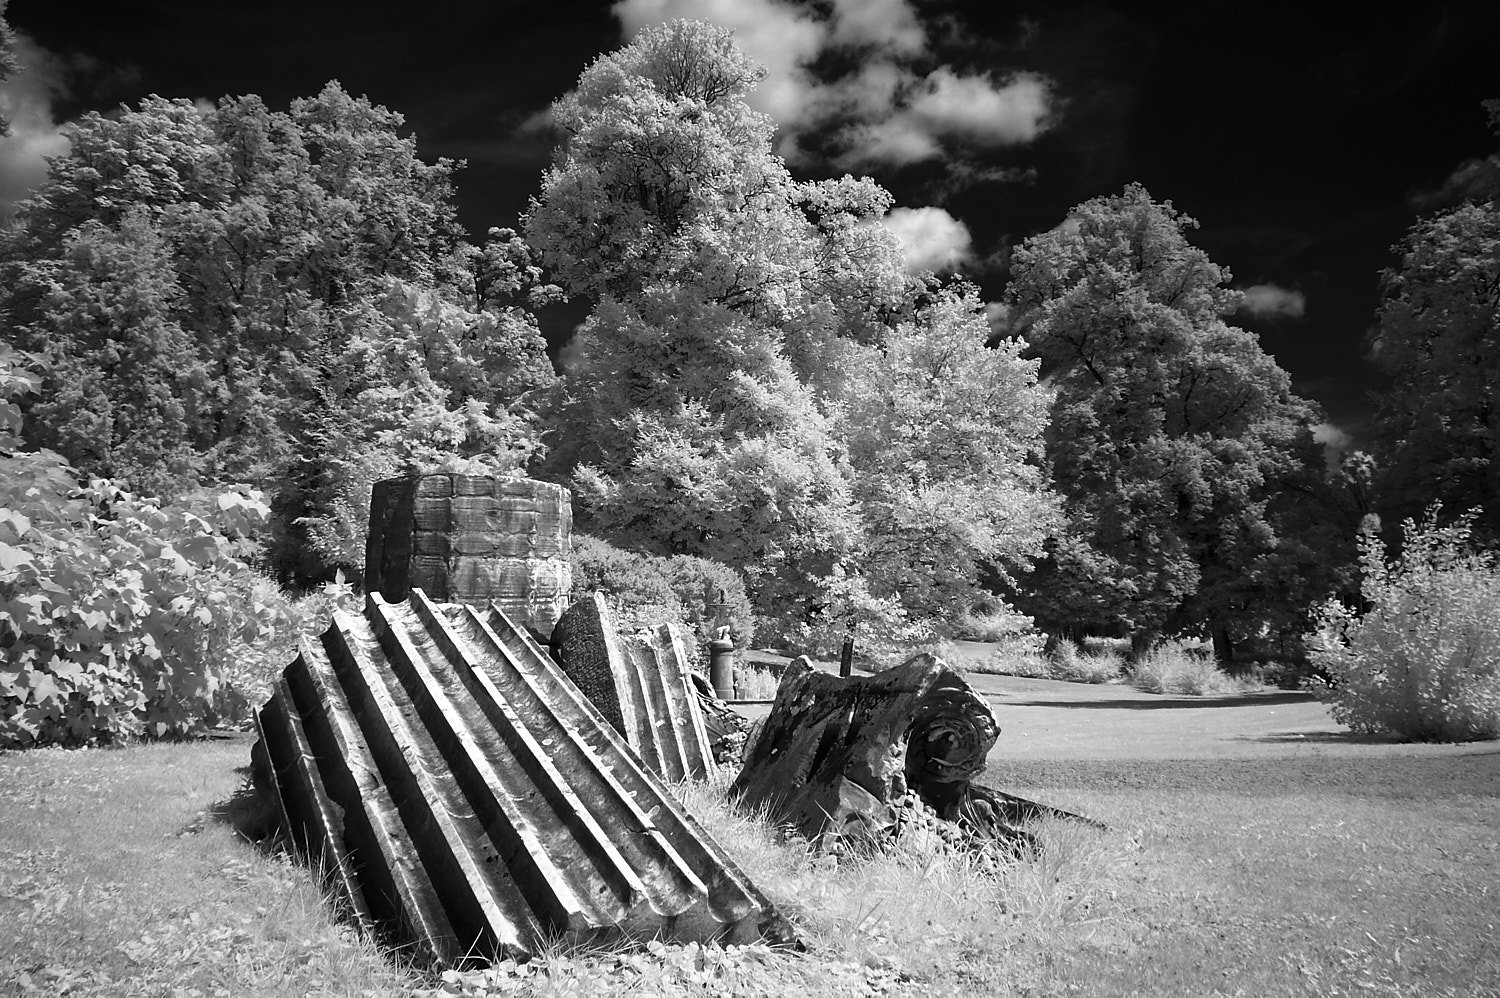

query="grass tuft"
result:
[1128,640,1254,696]
[733,665,781,700]
[671,772,1126,989]
[1050,637,1125,684]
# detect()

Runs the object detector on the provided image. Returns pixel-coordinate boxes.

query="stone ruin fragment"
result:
[552,592,717,781]
[364,473,572,641]
[253,587,795,967]
[731,654,1102,853]
[252,473,794,966]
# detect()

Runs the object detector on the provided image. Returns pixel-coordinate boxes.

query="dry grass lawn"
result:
[3,694,1498,996]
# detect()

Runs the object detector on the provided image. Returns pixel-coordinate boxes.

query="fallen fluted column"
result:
[253,589,794,967]
[551,592,717,781]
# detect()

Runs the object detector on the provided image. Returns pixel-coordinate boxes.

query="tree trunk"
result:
[1211,624,1237,670]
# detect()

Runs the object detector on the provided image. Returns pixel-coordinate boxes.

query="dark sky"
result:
[4,0,1498,446]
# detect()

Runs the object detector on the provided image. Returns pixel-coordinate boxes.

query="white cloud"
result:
[880,206,973,274]
[1239,283,1307,321]
[0,34,71,220]
[1311,422,1353,470]
[828,0,925,55]
[983,302,1012,336]
[907,68,1053,146]
[836,114,940,168]
[811,60,905,121]
[1312,422,1351,450]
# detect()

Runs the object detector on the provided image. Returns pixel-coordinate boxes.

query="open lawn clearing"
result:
[0,738,420,997]
[970,672,1500,761]
[975,765,1500,996]
[0,736,1122,997]
[3,682,1499,996]
[959,674,1500,996]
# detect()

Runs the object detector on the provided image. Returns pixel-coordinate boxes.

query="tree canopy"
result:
[526,20,1056,639]
[1369,100,1500,546]
[0,85,555,582]
[1006,184,1332,660]
[0,0,17,135]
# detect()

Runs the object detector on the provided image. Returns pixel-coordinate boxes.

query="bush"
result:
[0,345,292,747]
[0,463,284,747]
[941,635,1051,678]
[733,665,781,700]
[1128,640,1239,696]
[1308,507,1500,741]
[954,602,1037,643]
[1051,638,1124,684]
[569,534,754,651]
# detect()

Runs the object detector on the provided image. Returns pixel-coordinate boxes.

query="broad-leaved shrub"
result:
[569,533,754,650]
[1308,507,1500,741]
[0,344,284,746]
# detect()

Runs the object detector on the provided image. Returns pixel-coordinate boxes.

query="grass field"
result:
[2,685,1498,996]
[984,758,1500,996]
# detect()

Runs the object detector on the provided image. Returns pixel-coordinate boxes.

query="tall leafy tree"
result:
[841,283,1056,633]
[524,20,896,624]
[566,285,861,615]
[1006,184,1328,661]
[0,85,554,582]
[0,0,18,136]
[1368,100,1500,546]
[527,20,1058,638]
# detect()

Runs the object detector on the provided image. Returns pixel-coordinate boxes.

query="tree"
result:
[1368,100,1500,547]
[297,275,555,571]
[0,85,554,583]
[526,20,1057,640]
[841,282,1056,634]
[14,209,208,497]
[561,285,861,619]
[1006,184,1328,661]
[0,0,18,135]
[524,20,900,627]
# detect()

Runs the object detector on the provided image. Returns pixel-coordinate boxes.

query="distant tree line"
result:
[2,16,1494,666]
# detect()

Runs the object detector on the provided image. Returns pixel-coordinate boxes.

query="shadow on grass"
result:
[202,761,282,845]
[1002,691,1314,711]
[1250,730,1403,746]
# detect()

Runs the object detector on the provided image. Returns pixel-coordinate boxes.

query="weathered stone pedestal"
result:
[365,474,572,640]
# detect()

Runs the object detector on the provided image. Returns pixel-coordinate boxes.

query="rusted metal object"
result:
[365,474,572,640]
[551,592,717,782]
[252,588,793,967]
[731,654,1045,848]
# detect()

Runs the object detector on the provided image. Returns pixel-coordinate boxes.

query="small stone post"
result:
[708,626,736,700]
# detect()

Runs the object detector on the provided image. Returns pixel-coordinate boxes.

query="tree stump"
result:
[730,654,999,843]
